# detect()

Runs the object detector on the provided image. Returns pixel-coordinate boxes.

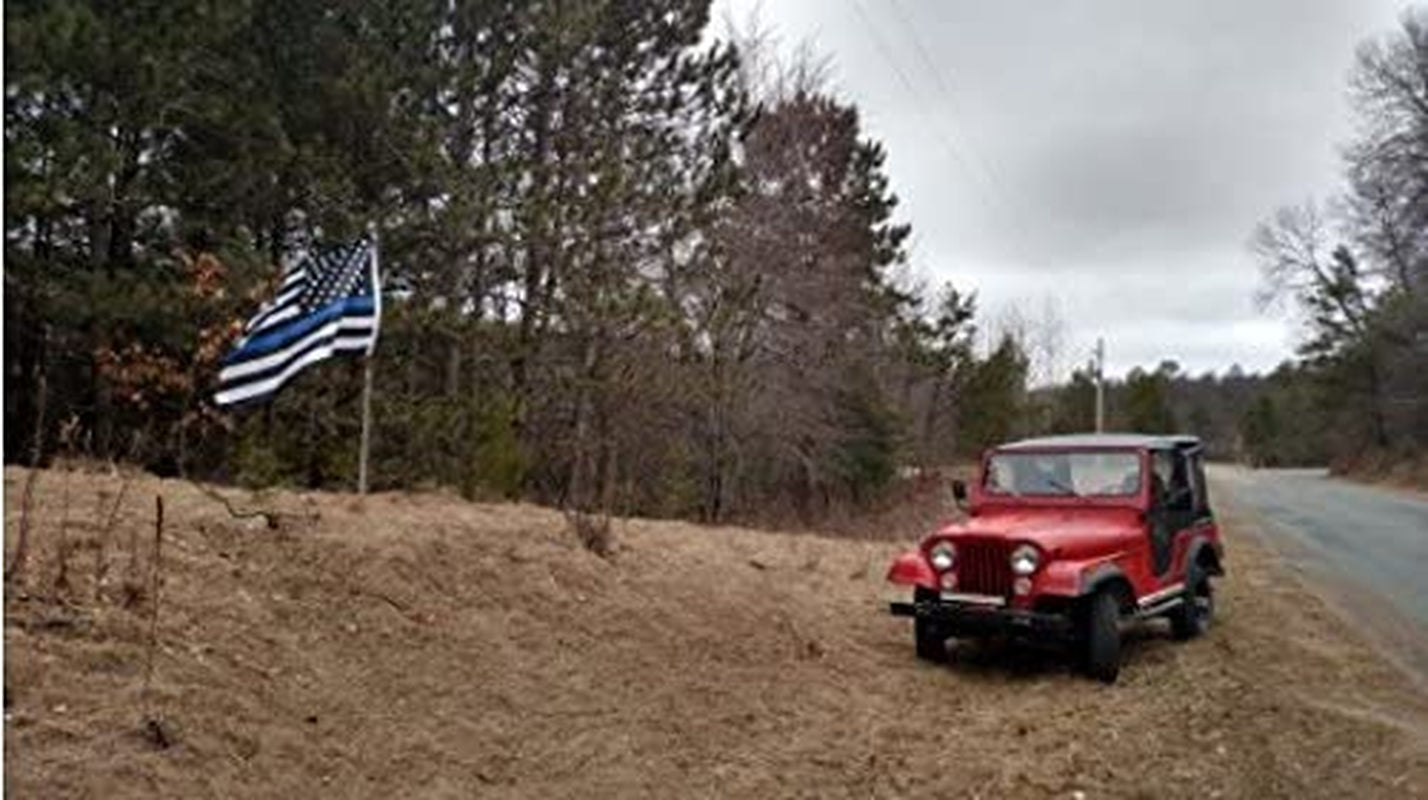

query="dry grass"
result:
[564,510,617,558]
[1335,451,1428,495]
[4,466,1428,798]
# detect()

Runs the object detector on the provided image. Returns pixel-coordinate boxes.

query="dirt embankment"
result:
[5,467,1428,799]
[1335,452,1428,495]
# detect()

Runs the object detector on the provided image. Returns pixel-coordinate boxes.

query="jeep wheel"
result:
[1078,590,1121,683]
[1170,569,1214,640]
[915,618,948,663]
[913,587,949,663]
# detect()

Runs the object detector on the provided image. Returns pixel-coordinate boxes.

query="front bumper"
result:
[889,597,1074,639]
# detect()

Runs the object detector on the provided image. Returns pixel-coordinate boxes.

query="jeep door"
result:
[1148,448,1199,576]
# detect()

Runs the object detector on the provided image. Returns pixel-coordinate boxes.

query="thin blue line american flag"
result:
[214,238,381,407]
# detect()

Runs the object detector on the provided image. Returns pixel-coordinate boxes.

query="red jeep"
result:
[886,434,1224,682]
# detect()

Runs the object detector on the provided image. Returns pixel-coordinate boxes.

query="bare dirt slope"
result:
[5,467,1428,799]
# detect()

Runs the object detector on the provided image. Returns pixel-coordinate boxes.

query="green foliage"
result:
[1248,13,1428,466]
[1238,394,1280,466]
[1122,363,1177,434]
[233,428,285,489]
[4,0,1015,525]
[1049,369,1097,434]
[829,380,902,503]
[469,396,527,501]
[957,335,1029,456]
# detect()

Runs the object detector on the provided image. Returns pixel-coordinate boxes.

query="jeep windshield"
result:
[985,451,1142,497]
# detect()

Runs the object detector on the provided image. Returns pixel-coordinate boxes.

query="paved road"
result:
[1211,466,1428,630]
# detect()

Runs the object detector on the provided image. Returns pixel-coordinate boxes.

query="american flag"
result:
[215,237,381,407]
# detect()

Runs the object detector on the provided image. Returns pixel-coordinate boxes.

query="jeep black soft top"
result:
[997,433,1203,454]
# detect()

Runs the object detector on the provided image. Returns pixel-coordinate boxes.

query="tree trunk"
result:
[1367,355,1391,449]
[568,335,600,511]
[922,375,944,463]
[5,362,48,585]
[446,335,462,398]
[512,60,558,443]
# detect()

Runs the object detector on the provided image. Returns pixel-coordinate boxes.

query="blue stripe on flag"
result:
[223,295,375,365]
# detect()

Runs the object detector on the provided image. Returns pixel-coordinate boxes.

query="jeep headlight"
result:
[1009,544,1041,576]
[929,542,957,572]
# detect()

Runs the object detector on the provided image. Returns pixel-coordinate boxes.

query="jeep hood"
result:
[929,507,1143,559]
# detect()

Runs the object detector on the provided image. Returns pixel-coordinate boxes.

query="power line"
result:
[846,0,1043,270]
[882,0,1044,260]
[845,0,999,219]
[884,0,1011,196]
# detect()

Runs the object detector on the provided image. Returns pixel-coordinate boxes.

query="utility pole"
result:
[1093,337,1106,433]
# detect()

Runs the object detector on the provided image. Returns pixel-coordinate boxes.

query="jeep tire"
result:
[1170,566,1214,640]
[913,587,949,663]
[1079,590,1121,683]
[915,618,948,663]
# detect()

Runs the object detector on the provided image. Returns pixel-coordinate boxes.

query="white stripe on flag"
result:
[273,283,304,306]
[245,303,302,337]
[219,316,375,383]
[244,286,305,332]
[215,338,350,406]
[331,334,378,353]
[280,268,307,291]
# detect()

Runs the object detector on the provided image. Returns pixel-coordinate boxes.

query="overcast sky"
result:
[713,0,1408,380]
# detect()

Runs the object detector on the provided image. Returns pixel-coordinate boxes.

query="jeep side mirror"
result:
[951,479,968,507]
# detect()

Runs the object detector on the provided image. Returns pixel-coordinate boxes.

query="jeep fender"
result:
[1036,560,1136,615]
[1029,557,1122,595]
[1078,562,1134,600]
[886,550,937,590]
[1183,535,1225,577]
[1036,558,1086,596]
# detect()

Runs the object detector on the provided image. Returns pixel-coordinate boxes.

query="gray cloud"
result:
[717,0,1407,377]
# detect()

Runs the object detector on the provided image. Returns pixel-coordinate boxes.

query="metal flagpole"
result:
[358,226,381,495]
[359,360,374,495]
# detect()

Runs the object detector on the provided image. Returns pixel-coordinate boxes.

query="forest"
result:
[6,1,1426,524]
[1242,9,1428,476]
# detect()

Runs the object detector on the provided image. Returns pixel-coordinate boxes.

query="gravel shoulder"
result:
[5,467,1428,798]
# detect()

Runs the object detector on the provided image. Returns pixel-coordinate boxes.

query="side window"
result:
[1151,450,1192,511]
[1170,454,1193,508]
[1168,451,1193,512]
[1151,451,1175,505]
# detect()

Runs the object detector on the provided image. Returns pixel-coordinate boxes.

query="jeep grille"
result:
[956,540,1012,596]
